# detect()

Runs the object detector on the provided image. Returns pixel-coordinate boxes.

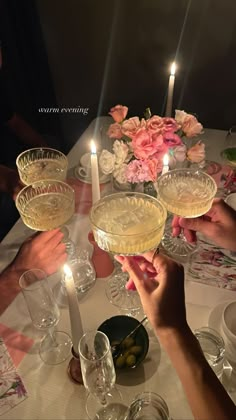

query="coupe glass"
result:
[16,147,68,185]
[220,126,236,196]
[19,269,72,364]
[90,192,167,314]
[79,330,121,420]
[157,168,217,257]
[15,180,75,231]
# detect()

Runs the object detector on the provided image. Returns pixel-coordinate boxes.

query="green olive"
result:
[115,355,126,368]
[125,354,136,367]
[122,337,135,349]
[129,345,143,356]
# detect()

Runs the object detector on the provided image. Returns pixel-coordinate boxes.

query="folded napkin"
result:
[0,337,28,416]
[0,324,34,368]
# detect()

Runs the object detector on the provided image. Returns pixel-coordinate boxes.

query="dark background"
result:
[1,0,236,153]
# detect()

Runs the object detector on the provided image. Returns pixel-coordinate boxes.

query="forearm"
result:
[7,113,47,147]
[0,263,22,315]
[158,326,235,420]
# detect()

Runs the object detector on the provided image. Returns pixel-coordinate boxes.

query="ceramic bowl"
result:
[98,315,149,369]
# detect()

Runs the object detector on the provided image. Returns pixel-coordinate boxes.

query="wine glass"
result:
[157,168,217,257]
[19,269,72,364]
[220,126,236,196]
[79,330,121,420]
[89,192,167,316]
[16,147,68,185]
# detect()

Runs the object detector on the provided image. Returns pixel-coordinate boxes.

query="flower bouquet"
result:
[99,105,204,191]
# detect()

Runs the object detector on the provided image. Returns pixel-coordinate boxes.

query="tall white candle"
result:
[90,140,100,204]
[63,264,83,354]
[165,62,176,117]
[162,153,169,175]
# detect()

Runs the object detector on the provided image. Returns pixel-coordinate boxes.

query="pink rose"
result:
[187,141,205,163]
[121,117,146,139]
[107,122,123,139]
[162,117,180,133]
[131,129,166,160]
[181,115,203,138]
[126,159,160,183]
[109,105,128,123]
[163,131,182,147]
[146,158,163,180]
[146,115,164,134]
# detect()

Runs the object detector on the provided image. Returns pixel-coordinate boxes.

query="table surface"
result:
[0,117,236,420]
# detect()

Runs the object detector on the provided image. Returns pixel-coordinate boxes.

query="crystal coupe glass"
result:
[90,192,167,314]
[157,168,217,257]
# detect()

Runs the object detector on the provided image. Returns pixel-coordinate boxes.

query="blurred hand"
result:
[172,198,236,251]
[11,229,67,276]
[115,252,187,337]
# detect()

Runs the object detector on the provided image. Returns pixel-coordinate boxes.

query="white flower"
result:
[99,150,116,175]
[175,110,188,125]
[113,163,128,184]
[113,140,129,166]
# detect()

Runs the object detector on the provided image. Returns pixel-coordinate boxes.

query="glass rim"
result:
[19,268,47,291]
[78,330,110,362]
[157,168,217,205]
[16,147,67,167]
[89,192,167,237]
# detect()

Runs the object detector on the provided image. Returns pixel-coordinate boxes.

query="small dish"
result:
[74,166,110,184]
[98,315,149,369]
[222,301,236,346]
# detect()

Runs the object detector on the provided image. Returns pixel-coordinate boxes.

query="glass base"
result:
[105,271,142,316]
[161,229,198,258]
[86,388,123,420]
[39,331,72,365]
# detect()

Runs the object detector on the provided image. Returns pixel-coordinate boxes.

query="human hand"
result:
[172,198,236,251]
[115,252,187,338]
[10,229,67,276]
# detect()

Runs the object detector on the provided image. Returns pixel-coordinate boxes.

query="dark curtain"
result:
[0,0,64,149]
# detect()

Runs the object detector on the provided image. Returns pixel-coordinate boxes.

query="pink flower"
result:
[175,110,203,138]
[163,131,182,147]
[107,122,123,139]
[187,141,205,163]
[146,115,164,134]
[131,129,166,160]
[109,104,128,123]
[126,158,160,183]
[121,117,146,139]
[162,117,180,133]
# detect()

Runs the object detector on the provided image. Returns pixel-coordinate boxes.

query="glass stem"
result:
[48,328,58,348]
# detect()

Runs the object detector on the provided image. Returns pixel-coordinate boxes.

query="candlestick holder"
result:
[88,231,114,278]
[67,347,84,384]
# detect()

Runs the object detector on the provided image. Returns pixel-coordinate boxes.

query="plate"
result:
[74,166,110,184]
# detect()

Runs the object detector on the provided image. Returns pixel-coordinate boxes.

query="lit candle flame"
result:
[163,153,169,166]
[170,62,176,76]
[91,140,96,154]
[64,264,72,277]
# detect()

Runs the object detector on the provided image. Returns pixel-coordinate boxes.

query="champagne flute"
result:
[79,330,121,420]
[157,168,217,257]
[19,269,72,364]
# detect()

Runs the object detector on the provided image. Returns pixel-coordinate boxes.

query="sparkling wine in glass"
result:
[79,330,121,420]
[19,269,72,364]
[157,168,217,257]
[16,147,68,186]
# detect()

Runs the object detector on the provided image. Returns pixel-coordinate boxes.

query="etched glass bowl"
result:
[157,168,217,217]
[89,192,167,255]
[16,180,75,231]
[16,147,68,185]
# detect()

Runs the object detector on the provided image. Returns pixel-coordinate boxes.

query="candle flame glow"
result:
[64,264,72,277]
[170,62,176,76]
[90,140,96,154]
[163,153,169,166]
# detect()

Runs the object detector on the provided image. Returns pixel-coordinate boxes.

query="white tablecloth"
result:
[0,117,235,420]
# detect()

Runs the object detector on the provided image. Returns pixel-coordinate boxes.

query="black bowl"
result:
[98,315,149,369]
